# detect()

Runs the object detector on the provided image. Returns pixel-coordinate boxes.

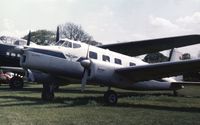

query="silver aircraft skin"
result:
[1,33,200,104]
[21,39,177,91]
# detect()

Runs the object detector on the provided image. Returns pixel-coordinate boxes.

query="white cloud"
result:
[150,16,179,30]
[177,12,200,24]
[2,18,15,30]
[176,12,200,31]
[147,12,200,38]
[0,18,27,37]
[0,30,27,38]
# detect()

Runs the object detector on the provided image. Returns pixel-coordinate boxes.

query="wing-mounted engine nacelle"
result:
[87,59,121,85]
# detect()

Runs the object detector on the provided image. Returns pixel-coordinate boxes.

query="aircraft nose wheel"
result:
[104,90,118,105]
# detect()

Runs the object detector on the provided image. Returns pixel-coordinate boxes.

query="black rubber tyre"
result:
[9,76,24,89]
[53,84,59,91]
[104,90,118,105]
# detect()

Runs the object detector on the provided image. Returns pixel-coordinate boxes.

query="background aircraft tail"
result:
[169,48,183,62]
[169,48,183,81]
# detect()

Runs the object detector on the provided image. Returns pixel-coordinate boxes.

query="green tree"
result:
[23,30,55,45]
[143,52,168,63]
[58,22,101,45]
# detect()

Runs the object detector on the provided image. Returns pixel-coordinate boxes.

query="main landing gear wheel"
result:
[9,76,24,89]
[104,90,118,105]
[42,83,55,101]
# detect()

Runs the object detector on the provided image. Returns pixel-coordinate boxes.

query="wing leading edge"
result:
[99,35,200,56]
[115,59,200,82]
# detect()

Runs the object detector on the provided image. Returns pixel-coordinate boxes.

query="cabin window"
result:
[63,41,72,48]
[102,55,110,62]
[89,51,97,59]
[11,53,16,57]
[114,58,122,65]
[73,43,81,48]
[129,62,136,66]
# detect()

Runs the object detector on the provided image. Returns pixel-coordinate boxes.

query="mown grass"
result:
[0,83,200,125]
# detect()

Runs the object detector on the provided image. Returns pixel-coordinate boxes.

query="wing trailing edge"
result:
[99,35,200,56]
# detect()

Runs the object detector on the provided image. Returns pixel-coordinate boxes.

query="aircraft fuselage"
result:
[20,39,180,91]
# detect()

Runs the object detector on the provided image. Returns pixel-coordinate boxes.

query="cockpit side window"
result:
[73,43,81,48]
[63,41,72,48]
[14,40,26,45]
[129,62,136,66]
[14,41,19,45]
[68,42,72,48]
[55,40,65,46]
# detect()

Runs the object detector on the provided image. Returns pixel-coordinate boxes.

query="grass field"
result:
[0,83,200,125]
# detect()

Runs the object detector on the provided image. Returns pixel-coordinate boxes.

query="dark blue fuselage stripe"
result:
[29,48,66,59]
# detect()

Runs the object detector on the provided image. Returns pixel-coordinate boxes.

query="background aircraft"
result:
[0,35,36,89]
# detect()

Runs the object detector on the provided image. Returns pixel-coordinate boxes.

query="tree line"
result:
[23,22,102,46]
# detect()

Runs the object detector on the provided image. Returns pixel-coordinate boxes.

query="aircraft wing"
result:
[99,35,200,56]
[0,66,25,74]
[115,59,200,82]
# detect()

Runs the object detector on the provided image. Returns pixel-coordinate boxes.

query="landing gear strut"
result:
[173,90,178,96]
[104,90,118,105]
[42,83,55,101]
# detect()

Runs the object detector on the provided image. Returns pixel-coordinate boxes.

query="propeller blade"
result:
[80,45,90,91]
[81,69,89,92]
[27,31,31,46]
[56,26,60,42]
[86,44,90,59]
[168,48,175,61]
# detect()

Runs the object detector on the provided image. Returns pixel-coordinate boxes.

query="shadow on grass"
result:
[0,86,200,113]
[0,95,103,107]
[0,94,200,113]
[0,87,106,94]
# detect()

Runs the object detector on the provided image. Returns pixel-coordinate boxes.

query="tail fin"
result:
[169,48,183,62]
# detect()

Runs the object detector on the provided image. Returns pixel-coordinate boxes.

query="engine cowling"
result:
[87,59,122,85]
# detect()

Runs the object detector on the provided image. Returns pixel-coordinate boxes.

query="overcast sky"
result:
[1,0,200,56]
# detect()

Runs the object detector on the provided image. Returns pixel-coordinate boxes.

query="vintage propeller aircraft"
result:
[1,27,200,105]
